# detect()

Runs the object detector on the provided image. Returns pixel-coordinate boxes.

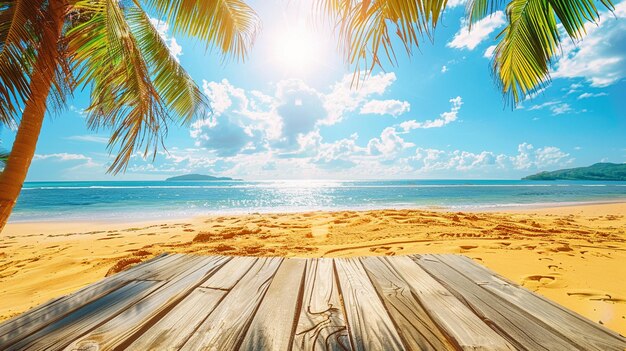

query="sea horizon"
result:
[12,179,626,223]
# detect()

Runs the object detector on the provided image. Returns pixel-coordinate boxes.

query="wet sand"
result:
[1,202,625,334]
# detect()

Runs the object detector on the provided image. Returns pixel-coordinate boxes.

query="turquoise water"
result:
[11,179,626,222]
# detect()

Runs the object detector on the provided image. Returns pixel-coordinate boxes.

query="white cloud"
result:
[399,96,463,131]
[202,79,248,116]
[33,153,101,171]
[360,99,410,117]
[191,73,402,157]
[528,100,578,115]
[367,127,415,156]
[324,72,397,124]
[34,153,91,161]
[524,87,548,101]
[511,143,571,169]
[577,92,608,99]
[149,18,183,61]
[410,142,571,173]
[446,0,467,7]
[447,12,505,50]
[441,65,449,73]
[65,135,108,144]
[69,105,86,117]
[483,45,497,58]
[551,2,626,86]
[550,103,573,115]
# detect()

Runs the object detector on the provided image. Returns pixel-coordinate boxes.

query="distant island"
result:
[523,163,626,181]
[165,174,240,181]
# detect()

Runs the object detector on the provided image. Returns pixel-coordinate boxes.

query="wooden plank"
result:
[292,258,352,351]
[125,288,226,350]
[412,254,581,350]
[142,254,207,281]
[429,254,626,351]
[126,256,257,350]
[389,255,515,350]
[334,257,405,351]
[62,256,231,350]
[239,258,307,350]
[361,256,456,351]
[200,256,258,290]
[179,257,283,350]
[3,280,163,351]
[0,253,175,345]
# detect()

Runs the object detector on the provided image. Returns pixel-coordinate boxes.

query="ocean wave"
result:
[21,183,598,190]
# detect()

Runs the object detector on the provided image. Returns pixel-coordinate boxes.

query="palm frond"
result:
[466,0,505,25]
[125,7,209,125]
[493,0,559,103]
[494,0,613,104]
[142,0,260,61]
[68,0,168,174]
[547,0,612,38]
[0,0,46,126]
[320,0,447,79]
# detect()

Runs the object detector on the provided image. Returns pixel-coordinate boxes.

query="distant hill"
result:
[165,174,240,181]
[523,163,626,181]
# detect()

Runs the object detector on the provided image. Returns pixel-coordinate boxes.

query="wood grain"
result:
[0,253,173,345]
[3,254,624,350]
[390,255,515,350]
[239,258,307,351]
[179,257,282,351]
[293,258,352,351]
[361,256,456,351]
[334,257,405,351]
[413,254,580,350]
[5,280,163,351]
[126,256,257,350]
[430,254,626,351]
[62,256,230,350]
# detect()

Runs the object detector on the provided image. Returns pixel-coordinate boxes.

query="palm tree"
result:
[320,0,614,103]
[0,0,259,231]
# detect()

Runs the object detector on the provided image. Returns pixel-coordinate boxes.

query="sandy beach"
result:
[1,202,625,335]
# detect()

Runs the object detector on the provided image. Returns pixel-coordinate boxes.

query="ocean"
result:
[11,179,626,222]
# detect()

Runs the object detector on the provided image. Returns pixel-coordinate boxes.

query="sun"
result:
[269,22,325,74]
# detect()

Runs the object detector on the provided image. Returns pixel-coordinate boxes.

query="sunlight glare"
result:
[270,21,325,74]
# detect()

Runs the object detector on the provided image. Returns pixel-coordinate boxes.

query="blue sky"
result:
[2,0,625,181]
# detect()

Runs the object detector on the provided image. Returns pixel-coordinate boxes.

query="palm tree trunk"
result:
[0,2,66,232]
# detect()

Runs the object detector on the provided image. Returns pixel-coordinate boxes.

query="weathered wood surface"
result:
[419,254,626,351]
[0,254,624,351]
[361,256,455,351]
[292,258,351,351]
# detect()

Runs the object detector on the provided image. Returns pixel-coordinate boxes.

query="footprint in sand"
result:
[521,274,561,289]
[567,290,626,303]
[459,245,478,252]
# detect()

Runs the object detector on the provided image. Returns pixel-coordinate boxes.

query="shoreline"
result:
[8,198,626,224]
[1,202,625,335]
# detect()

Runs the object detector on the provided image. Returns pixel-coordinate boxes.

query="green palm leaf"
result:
[125,7,209,125]
[493,0,613,103]
[323,0,447,77]
[68,0,170,174]
[493,0,559,103]
[466,0,505,25]
[142,0,260,60]
[68,0,211,174]
[0,0,46,126]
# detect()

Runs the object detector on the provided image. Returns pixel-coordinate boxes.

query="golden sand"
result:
[1,203,625,334]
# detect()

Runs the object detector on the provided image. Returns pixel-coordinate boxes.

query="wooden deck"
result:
[1,254,624,350]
